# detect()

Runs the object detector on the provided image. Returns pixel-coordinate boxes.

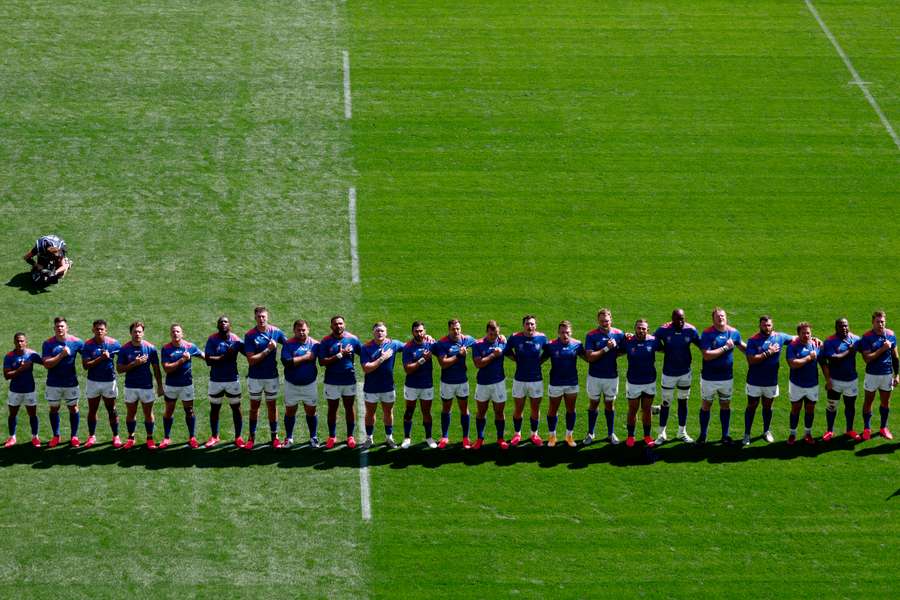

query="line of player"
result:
[3,306,898,452]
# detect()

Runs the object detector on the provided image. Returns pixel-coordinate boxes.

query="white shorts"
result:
[548,384,579,398]
[700,378,733,403]
[8,391,37,407]
[404,386,434,401]
[284,381,318,407]
[586,376,618,401]
[864,373,894,393]
[440,381,470,400]
[208,380,242,403]
[661,372,692,398]
[248,377,279,399]
[511,379,543,399]
[324,383,357,400]
[163,384,195,402]
[364,390,396,404]
[828,378,858,397]
[85,379,118,399]
[626,381,656,399]
[46,385,79,407]
[789,382,819,402]
[475,382,507,403]
[124,387,155,404]
[746,384,779,399]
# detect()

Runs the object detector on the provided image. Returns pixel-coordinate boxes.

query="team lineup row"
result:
[4,306,898,452]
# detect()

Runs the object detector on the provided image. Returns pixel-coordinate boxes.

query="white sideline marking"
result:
[342,49,352,119]
[348,187,360,284]
[356,383,371,521]
[804,0,900,151]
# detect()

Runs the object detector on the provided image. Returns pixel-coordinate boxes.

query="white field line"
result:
[356,382,372,521]
[342,49,352,119]
[804,0,900,151]
[348,187,360,284]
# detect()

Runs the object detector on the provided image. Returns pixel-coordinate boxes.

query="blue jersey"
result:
[820,334,860,382]
[745,332,793,387]
[205,332,244,383]
[786,340,819,387]
[432,335,476,384]
[473,337,506,385]
[858,329,897,376]
[504,332,548,382]
[161,342,202,387]
[699,326,742,381]
[542,338,584,387]
[402,340,433,389]
[281,337,320,386]
[360,339,404,393]
[318,333,362,386]
[117,341,159,389]
[653,322,700,377]
[584,328,626,379]
[42,335,84,388]
[624,336,661,385]
[244,326,287,379]
[82,336,122,383]
[4,350,43,393]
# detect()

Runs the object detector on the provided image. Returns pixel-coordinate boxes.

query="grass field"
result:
[1,0,898,598]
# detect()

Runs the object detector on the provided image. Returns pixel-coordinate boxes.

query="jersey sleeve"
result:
[275,329,288,344]
[148,347,159,365]
[280,343,294,365]
[189,344,202,357]
[29,351,43,365]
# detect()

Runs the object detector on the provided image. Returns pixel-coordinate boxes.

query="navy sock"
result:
[547,415,558,433]
[49,412,60,436]
[385,424,393,437]
[789,410,800,431]
[762,406,773,432]
[305,415,317,438]
[8,415,16,436]
[495,419,505,439]
[627,422,635,437]
[804,411,814,430]
[677,399,688,426]
[587,409,598,435]
[145,420,154,436]
[460,414,470,437]
[403,419,413,438]
[346,419,355,437]
[719,409,730,438]
[863,411,872,430]
[659,404,670,428]
[605,409,615,436]
[185,411,196,437]
[529,417,539,434]
[476,417,486,439]
[365,423,374,436]
[230,406,242,438]
[565,412,576,431]
[699,410,710,438]
[107,409,119,436]
[88,417,97,436]
[69,412,80,438]
[29,415,39,436]
[513,417,523,434]
[844,398,856,431]
[210,414,220,437]
[163,416,174,438]
[127,420,137,436]
[880,405,889,429]
[328,419,337,437]
[642,421,651,437]
[825,407,837,432]
[284,415,296,439]
[269,420,278,435]
[744,406,756,435]
[249,419,258,437]
[423,420,433,439]
[440,412,451,437]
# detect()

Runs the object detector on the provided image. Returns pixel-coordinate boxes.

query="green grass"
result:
[1,0,899,598]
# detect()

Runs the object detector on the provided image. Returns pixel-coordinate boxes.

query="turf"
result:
[0,0,898,598]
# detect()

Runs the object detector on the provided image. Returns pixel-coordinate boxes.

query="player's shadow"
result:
[5,271,50,295]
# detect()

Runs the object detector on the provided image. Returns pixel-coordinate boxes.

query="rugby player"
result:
[116,321,163,449]
[401,321,436,449]
[541,320,584,447]
[785,322,820,445]
[742,316,794,446]
[203,316,245,448]
[698,307,746,444]
[504,315,548,446]
[41,317,85,447]
[858,310,899,440]
[4,333,43,447]
[432,319,477,449]
[653,309,700,444]
[281,319,320,448]
[623,319,662,447]
[472,320,508,450]
[318,315,362,449]
[23,234,71,285]
[160,324,204,449]
[360,322,405,449]
[81,319,122,448]
[244,306,288,449]
[582,308,626,445]
[819,318,861,441]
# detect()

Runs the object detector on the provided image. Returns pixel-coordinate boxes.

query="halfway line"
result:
[348,187,360,284]
[342,49,352,119]
[356,383,372,521]
[804,0,900,151]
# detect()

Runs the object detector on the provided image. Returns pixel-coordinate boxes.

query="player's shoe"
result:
[425,437,437,449]
[565,434,576,447]
[862,428,872,441]
[530,433,543,447]
[271,437,282,449]
[309,437,320,448]
[472,438,484,450]
[3,436,16,448]
[677,430,694,443]
[879,427,893,440]
[360,436,373,450]
[145,438,156,450]
[607,433,621,446]
[742,434,751,447]
[804,433,815,445]
[346,436,357,449]
[325,436,336,449]
[763,430,775,444]
[625,436,635,448]
[582,433,594,446]
[282,438,293,449]
[695,434,707,445]
[204,436,220,448]
[158,437,171,450]
[70,436,81,448]
[49,435,60,448]
[83,435,96,449]
[31,436,41,448]
[498,438,509,450]
[510,433,522,447]
[188,437,200,449]
[643,435,655,448]
[401,437,412,449]
[547,434,557,447]
[112,435,122,449]
[720,436,733,446]
[122,438,135,450]
[655,430,668,446]
[462,437,472,449]
[243,438,255,451]
[822,431,834,442]
[385,436,398,449]
[787,433,796,446]
[234,436,246,449]
[845,430,861,441]
[437,437,449,449]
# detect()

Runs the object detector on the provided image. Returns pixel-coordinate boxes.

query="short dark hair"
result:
[254,306,268,316]
[486,320,499,331]
[758,315,771,324]
[522,314,536,325]
[411,320,425,331]
[448,318,460,328]
[129,321,145,333]
[93,319,107,328]
[796,321,812,334]
[293,319,309,330]
[331,315,344,324]
[53,316,67,326]
[873,310,886,320]
[13,332,25,342]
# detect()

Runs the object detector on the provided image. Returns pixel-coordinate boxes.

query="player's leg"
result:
[861,387,876,440]
[803,397,816,443]
[640,393,654,445]
[457,396,471,448]
[183,399,198,447]
[86,395,101,445]
[878,388,892,439]
[823,388,840,441]
[474,398,489,445]
[563,392,577,447]
[511,391,526,446]
[122,395,139,448]
[247,398,262,448]
[25,403,40,446]
[675,375,693,442]
[402,389,417,448]
[492,398,508,448]
[743,395,760,446]
[787,396,802,445]
[265,379,280,446]
[283,402,298,448]
[303,402,319,447]
[325,387,340,448]
[528,389,543,446]
[66,399,81,447]
[439,393,453,447]
[103,396,121,447]
[658,383,674,444]
[362,396,377,449]
[341,392,357,448]
[381,395,396,447]
[761,395,775,442]
[227,391,244,447]
[420,398,435,447]
[546,394,562,447]
[718,386,733,444]
[141,398,156,449]
[4,404,20,446]
[160,397,177,448]
[843,393,859,439]
[625,394,639,447]
[206,390,224,447]
[602,379,620,444]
